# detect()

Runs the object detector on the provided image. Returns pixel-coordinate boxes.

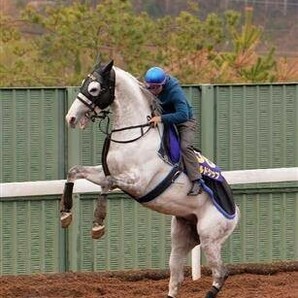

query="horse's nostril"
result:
[67,116,77,127]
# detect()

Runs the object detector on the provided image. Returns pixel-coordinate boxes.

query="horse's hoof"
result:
[205,292,216,298]
[60,212,72,228]
[91,223,105,239]
[205,286,219,298]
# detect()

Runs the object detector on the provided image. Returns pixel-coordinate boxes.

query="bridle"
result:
[77,63,116,111]
[76,61,152,144]
[75,62,182,203]
[89,111,151,144]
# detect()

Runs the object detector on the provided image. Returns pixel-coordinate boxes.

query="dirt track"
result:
[1,262,297,298]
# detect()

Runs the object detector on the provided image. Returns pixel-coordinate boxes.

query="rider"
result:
[144,66,203,196]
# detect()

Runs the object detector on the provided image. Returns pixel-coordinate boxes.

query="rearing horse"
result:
[61,60,240,298]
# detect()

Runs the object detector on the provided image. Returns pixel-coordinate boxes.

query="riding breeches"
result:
[176,119,202,182]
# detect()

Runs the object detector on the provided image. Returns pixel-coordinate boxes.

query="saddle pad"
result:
[158,124,181,164]
[158,125,236,219]
[201,176,236,219]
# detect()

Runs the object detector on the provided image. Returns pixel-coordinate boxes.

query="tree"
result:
[0,14,49,86]
[213,7,276,82]
[19,0,156,84]
[0,1,293,86]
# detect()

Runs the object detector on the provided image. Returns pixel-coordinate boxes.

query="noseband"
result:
[77,64,116,111]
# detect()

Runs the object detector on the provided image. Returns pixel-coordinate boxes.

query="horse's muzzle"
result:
[67,116,77,128]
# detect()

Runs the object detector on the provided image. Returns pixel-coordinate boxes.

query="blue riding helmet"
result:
[144,67,166,85]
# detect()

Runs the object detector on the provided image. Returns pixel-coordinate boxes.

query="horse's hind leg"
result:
[167,217,199,298]
[60,165,108,228]
[198,207,239,298]
[200,211,239,298]
[201,240,229,298]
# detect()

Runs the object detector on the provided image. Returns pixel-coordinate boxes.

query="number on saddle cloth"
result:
[195,151,236,219]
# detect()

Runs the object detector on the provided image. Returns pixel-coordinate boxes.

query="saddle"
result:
[159,124,236,220]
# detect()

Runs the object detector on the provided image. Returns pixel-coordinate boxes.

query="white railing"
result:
[1,167,297,198]
[1,167,297,280]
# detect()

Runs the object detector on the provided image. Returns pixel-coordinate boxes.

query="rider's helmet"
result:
[144,67,167,85]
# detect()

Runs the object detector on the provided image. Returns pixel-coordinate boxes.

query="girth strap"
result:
[135,164,181,203]
[102,136,182,204]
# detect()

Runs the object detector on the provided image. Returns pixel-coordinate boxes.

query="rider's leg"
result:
[177,119,202,196]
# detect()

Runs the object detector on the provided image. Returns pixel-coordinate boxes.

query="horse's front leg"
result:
[91,193,107,239]
[103,169,148,200]
[60,165,110,228]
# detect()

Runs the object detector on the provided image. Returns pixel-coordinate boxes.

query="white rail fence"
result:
[1,167,298,279]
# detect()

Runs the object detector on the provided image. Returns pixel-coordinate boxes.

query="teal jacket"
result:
[158,75,193,125]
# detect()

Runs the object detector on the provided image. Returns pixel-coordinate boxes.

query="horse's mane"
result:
[139,83,162,117]
[115,67,162,117]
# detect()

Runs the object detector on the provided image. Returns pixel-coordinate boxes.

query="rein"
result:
[76,61,182,203]
[91,111,152,144]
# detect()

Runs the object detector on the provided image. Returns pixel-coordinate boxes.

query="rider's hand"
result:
[149,116,161,127]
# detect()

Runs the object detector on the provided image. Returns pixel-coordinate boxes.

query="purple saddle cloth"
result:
[159,124,236,219]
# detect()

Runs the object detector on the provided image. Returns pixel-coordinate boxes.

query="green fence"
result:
[0,88,66,183]
[1,83,297,275]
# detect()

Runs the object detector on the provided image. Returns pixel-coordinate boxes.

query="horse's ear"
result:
[91,56,102,70]
[102,60,114,74]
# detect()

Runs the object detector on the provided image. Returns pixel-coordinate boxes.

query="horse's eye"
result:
[88,81,101,96]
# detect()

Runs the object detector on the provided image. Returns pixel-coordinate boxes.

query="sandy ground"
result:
[1,262,297,298]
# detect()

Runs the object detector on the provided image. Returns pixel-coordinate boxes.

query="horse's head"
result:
[66,60,115,128]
